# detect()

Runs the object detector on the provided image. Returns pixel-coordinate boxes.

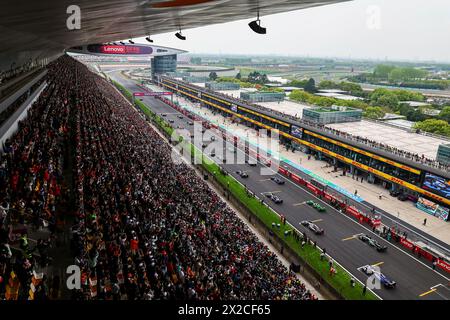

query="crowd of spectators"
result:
[69,56,315,300]
[0,55,317,300]
[178,79,449,172]
[0,58,73,299]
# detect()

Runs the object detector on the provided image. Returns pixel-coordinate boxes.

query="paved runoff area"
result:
[163,88,450,247]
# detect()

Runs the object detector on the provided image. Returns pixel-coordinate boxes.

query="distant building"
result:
[437,143,450,165]
[399,101,432,108]
[421,108,441,116]
[302,105,362,124]
[151,54,178,77]
[240,91,285,103]
[206,81,240,91]
[316,91,363,101]
[182,75,209,83]
[381,113,407,121]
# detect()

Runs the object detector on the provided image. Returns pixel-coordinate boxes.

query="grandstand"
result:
[0,55,316,300]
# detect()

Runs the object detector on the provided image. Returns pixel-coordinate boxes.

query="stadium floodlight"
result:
[248,11,266,34]
[129,39,135,44]
[175,29,186,40]
[145,36,154,43]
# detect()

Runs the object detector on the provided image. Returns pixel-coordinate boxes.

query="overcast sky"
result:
[138,0,450,63]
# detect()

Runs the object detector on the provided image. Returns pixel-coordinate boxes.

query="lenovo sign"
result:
[86,44,153,55]
[101,46,125,54]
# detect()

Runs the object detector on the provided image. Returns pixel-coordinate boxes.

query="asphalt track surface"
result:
[109,70,450,300]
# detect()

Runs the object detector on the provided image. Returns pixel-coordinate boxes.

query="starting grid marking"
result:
[293,201,307,207]
[356,261,384,271]
[261,191,282,195]
[342,233,363,241]
[419,284,450,299]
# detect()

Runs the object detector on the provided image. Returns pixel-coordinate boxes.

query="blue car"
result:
[360,265,396,289]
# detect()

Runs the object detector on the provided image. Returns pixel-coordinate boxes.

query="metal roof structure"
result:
[0,0,350,72]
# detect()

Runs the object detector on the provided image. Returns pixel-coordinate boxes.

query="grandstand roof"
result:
[0,0,349,72]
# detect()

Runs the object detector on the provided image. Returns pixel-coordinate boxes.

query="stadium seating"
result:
[0,55,316,300]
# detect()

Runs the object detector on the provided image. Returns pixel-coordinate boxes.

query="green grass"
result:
[112,79,380,301]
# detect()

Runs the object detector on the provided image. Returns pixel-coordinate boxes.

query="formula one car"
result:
[236,170,249,178]
[300,220,324,235]
[161,113,167,117]
[188,121,194,125]
[178,115,183,119]
[359,265,396,288]
[168,119,174,123]
[270,177,285,185]
[358,234,387,252]
[306,200,326,212]
[265,192,283,204]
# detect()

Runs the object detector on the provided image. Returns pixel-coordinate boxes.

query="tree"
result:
[287,79,308,88]
[439,106,450,123]
[304,78,317,93]
[247,71,268,84]
[209,72,218,81]
[289,90,311,103]
[373,65,396,79]
[414,119,450,137]
[406,109,426,122]
[339,82,364,97]
[364,106,385,119]
[388,67,428,82]
[369,89,399,108]
[235,72,241,80]
[318,80,338,90]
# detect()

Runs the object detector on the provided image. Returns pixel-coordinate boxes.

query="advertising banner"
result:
[346,206,361,219]
[437,259,450,273]
[306,182,320,195]
[416,197,449,220]
[290,125,304,139]
[400,238,414,251]
[422,172,450,199]
[87,44,153,55]
[291,174,304,185]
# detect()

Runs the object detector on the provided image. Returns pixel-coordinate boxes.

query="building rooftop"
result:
[318,89,347,94]
[316,92,363,101]
[327,120,450,160]
[308,105,362,113]
[400,101,432,107]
